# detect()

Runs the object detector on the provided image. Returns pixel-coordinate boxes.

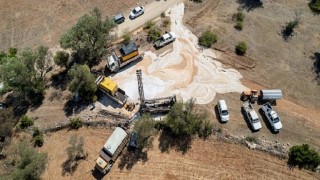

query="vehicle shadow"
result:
[91,168,107,180]
[97,94,122,109]
[240,107,257,133]
[258,108,279,134]
[214,105,226,124]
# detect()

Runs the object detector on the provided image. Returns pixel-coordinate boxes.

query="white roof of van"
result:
[218,100,227,110]
[249,111,259,120]
[103,127,127,156]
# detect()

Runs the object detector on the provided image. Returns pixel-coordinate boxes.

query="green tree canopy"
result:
[199,29,217,48]
[54,51,69,68]
[134,114,158,149]
[60,8,116,66]
[10,140,48,180]
[289,144,320,171]
[0,48,45,105]
[68,64,97,101]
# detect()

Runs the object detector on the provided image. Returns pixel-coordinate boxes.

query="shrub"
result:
[283,20,299,37]
[134,114,158,149]
[92,95,97,103]
[198,30,217,48]
[289,144,320,171]
[234,21,243,30]
[161,12,166,18]
[33,135,44,147]
[69,117,83,129]
[162,18,171,28]
[309,0,320,13]
[54,51,69,68]
[235,41,248,55]
[245,136,258,144]
[20,115,33,129]
[148,26,161,42]
[122,31,132,45]
[144,20,155,30]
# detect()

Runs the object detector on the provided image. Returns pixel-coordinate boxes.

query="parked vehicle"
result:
[129,131,139,149]
[95,76,128,105]
[129,6,144,19]
[154,32,176,48]
[95,127,129,174]
[242,101,262,131]
[217,100,229,122]
[106,42,144,73]
[260,102,282,132]
[260,89,283,101]
[114,14,125,24]
[240,89,258,103]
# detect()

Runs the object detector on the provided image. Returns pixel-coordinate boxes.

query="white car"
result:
[129,6,144,19]
[217,100,229,122]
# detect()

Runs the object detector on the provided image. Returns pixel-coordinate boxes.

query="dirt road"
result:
[115,0,182,37]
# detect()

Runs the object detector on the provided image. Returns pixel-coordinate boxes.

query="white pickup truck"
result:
[260,102,282,132]
[154,32,176,48]
[242,101,262,131]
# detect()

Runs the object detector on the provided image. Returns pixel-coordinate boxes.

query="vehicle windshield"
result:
[273,117,280,123]
[133,9,137,14]
[221,110,228,116]
[252,117,259,123]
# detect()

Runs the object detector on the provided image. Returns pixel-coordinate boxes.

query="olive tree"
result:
[60,8,116,66]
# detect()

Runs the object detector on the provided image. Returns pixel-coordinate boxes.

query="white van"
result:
[217,100,229,122]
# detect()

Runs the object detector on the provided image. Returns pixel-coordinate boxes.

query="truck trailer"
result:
[95,127,129,174]
[107,42,144,73]
[95,76,128,105]
[260,89,283,101]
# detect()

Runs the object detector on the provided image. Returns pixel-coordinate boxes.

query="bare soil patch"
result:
[40,127,320,179]
[0,0,153,51]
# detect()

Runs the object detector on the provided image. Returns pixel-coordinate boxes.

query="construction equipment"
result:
[136,69,176,114]
[95,76,128,106]
[260,102,282,132]
[242,101,262,131]
[106,42,144,73]
[260,89,283,101]
[240,89,258,103]
[95,127,129,174]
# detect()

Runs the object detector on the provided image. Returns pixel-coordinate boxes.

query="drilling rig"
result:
[136,69,176,114]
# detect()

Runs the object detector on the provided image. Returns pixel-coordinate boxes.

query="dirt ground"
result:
[39,127,320,180]
[184,0,320,150]
[0,0,153,51]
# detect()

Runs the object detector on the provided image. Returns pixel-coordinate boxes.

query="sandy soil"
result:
[112,3,246,104]
[40,127,320,180]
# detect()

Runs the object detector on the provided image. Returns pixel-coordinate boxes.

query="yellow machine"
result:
[95,76,128,105]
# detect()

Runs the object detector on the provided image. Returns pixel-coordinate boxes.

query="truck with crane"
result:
[136,69,176,114]
[106,42,144,73]
[260,102,282,132]
[242,101,262,131]
[95,127,129,174]
[95,76,128,106]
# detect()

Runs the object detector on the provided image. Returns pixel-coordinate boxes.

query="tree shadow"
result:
[51,69,70,91]
[310,52,320,84]
[117,148,148,171]
[158,129,192,154]
[63,99,90,116]
[62,156,86,176]
[237,0,263,11]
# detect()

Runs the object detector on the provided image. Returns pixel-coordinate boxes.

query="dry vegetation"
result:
[38,128,320,179]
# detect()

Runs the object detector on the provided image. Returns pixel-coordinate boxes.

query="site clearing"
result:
[1,0,320,179]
